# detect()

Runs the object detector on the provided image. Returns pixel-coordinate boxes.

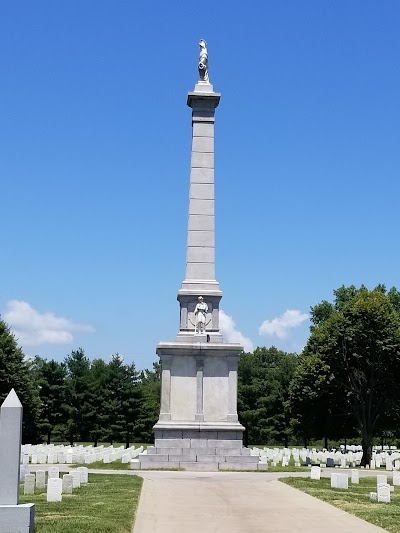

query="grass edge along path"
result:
[20,473,143,533]
[280,476,400,533]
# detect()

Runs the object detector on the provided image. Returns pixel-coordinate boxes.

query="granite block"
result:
[129,460,141,470]
[190,183,214,200]
[192,136,214,153]
[192,122,214,138]
[196,448,217,455]
[191,152,214,169]
[155,439,191,448]
[189,199,214,216]
[216,448,242,456]
[160,430,183,439]
[223,455,259,463]
[187,246,215,263]
[0,503,35,533]
[188,214,214,232]
[140,454,169,463]
[257,463,268,470]
[157,448,182,455]
[217,431,243,440]
[207,439,242,449]
[187,230,214,247]
[190,439,209,448]
[182,430,218,440]
[185,262,215,280]
[142,461,180,470]
[190,167,214,184]
[219,462,258,471]
[179,462,219,471]
[240,448,251,456]
[196,454,224,463]
[146,447,157,455]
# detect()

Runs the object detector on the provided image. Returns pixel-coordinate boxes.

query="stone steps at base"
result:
[139,453,259,465]
[130,459,268,471]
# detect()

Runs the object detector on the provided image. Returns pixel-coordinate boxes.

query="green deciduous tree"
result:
[290,285,400,464]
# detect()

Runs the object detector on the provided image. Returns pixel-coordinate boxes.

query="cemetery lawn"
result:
[20,474,143,533]
[281,476,400,533]
[72,461,130,470]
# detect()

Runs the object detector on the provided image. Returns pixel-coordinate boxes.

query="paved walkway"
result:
[132,471,387,533]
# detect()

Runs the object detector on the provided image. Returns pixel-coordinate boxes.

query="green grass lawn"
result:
[72,461,130,470]
[281,476,400,533]
[20,474,143,533]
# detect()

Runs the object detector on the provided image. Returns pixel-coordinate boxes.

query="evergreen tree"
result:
[0,317,41,443]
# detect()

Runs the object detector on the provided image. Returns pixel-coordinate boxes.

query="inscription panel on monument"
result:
[203,358,229,421]
[170,356,197,420]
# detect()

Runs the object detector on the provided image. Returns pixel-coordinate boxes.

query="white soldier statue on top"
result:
[198,39,209,82]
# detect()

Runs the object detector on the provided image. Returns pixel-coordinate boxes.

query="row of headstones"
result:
[21,444,142,465]
[252,447,400,470]
[22,467,88,502]
[310,466,400,503]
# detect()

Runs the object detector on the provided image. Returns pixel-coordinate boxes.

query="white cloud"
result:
[219,310,254,352]
[259,309,309,340]
[3,300,95,346]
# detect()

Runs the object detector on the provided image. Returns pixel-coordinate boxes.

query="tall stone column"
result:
[177,82,223,342]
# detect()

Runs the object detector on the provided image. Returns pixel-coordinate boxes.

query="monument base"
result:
[131,421,266,471]
[0,504,35,533]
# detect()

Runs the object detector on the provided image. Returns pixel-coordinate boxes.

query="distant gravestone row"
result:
[21,443,143,466]
[249,446,400,471]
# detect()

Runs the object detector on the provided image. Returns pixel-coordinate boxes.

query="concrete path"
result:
[133,471,387,533]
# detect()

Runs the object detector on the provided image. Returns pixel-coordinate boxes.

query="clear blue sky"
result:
[1,1,399,369]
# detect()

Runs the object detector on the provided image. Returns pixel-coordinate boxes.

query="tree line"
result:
[1,284,400,465]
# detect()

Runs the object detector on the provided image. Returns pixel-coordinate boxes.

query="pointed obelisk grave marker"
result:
[0,389,35,532]
[132,41,262,471]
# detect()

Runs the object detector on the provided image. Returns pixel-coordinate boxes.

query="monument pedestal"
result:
[0,504,35,533]
[133,342,263,470]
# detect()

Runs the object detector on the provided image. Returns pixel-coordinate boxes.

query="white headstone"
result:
[38,453,47,464]
[24,474,35,495]
[336,473,349,490]
[48,466,60,479]
[19,464,27,482]
[370,459,376,469]
[370,491,378,501]
[62,474,74,494]
[36,470,46,489]
[377,474,388,485]
[310,466,321,480]
[331,473,338,488]
[76,467,88,484]
[392,472,400,486]
[377,483,390,503]
[351,469,359,484]
[70,470,81,488]
[47,478,62,502]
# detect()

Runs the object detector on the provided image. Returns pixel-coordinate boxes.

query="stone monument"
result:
[133,41,262,471]
[0,389,35,532]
